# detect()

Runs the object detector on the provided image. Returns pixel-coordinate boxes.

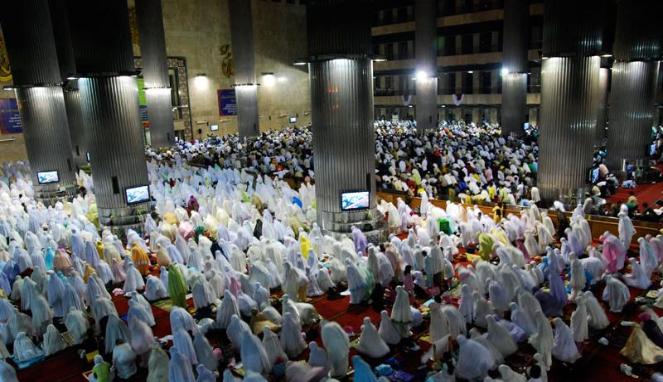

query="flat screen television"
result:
[37,170,59,185]
[210,124,219,131]
[125,185,150,205]
[289,117,297,123]
[340,190,370,211]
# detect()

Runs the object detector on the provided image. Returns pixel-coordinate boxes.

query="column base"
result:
[318,207,387,243]
[539,186,589,208]
[98,202,152,239]
[34,183,76,206]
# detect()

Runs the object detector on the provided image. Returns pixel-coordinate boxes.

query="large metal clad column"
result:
[66,0,150,234]
[607,61,659,169]
[595,66,610,145]
[229,0,259,138]
[63,83,87,168]
[0,0,75,204]
[538,56,600,202]
[49,0,87,169]
[136,0,175,148]
[501,0,529,136]
[307,0,379,235]
[414,0,438,133]
[606,0,663,170]
[538,0,607,203]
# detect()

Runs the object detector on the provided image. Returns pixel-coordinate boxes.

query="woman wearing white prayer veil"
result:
[240,330,270,374]
[42,324,66,356]
[216,290,240,329]
[124,298,153,329]
[30,292,52,336]
[145,275,168,301]
[356,317,390,358]
[551,317,580,363]
[618,210,635,249]
[171,306,195,333]
[147,344,169,382]
[509,302,536,337]
[602,275,630,313]
[455,334,495,381]
[46,272,66,318]
[390,286,413,338]
[307,341,328,371]
[280,312,306,358]
[623,258,651,290]
[104,315,130,354]
[499,364,527,382]
[169,347,196,382]
[0,359,18,382]
[13,331,43,362]
[64,309,89,345]
[194,328,218,372]
[582,290,609,330]
[486,314,518,357]
[123,258,145,293]
[570,295,589,343]
[173,327,198,365]
[263,326,287,370]
[129,317,155,356]
[196,364,217,382]
[321,320,350,377]
[487,278,510,314]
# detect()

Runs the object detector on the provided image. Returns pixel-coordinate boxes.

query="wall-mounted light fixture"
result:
[261,72,276,87]
[193,73,209,90]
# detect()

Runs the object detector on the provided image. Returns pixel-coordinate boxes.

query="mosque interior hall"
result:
[2,0,663,381]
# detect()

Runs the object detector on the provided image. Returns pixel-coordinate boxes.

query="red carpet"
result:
[607,166,663,211]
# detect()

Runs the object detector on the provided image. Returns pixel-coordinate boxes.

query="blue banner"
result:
[0,98,22,134]
[218,89,236,116]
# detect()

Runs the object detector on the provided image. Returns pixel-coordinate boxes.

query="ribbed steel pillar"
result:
[414,0,438,133]
[63,84,87,169]
[501,74,527,135]
[538,57,600,202]
[310,58,376,232]
[0,0,75,204]
[606,61,659,169]
[501,0,529,135]
[16,87,76,201]
[307,0,379,235]
[136,0,175,148]
[66,0,150,234]
[606,0,663,170]
[229,0,259,137]
[538,0,608,204]
[49,0,88,169]
[595,67,609,145]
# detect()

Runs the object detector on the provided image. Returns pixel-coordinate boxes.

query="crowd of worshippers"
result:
[373,120,539,204]
[147,120,542,206]
[1,155,663,382]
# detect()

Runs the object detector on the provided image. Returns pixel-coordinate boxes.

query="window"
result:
[479,32,492,53]
[444,35,456,56]
[462,72,473,94]
[480,71,492,93]
[447,72,457,95]
[462,34,473,54]
[398,41,408,59]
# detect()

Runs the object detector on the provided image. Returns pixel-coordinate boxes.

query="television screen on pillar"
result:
[340,190,370,211]
[125,185,150,205]
[37,171,59,185]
